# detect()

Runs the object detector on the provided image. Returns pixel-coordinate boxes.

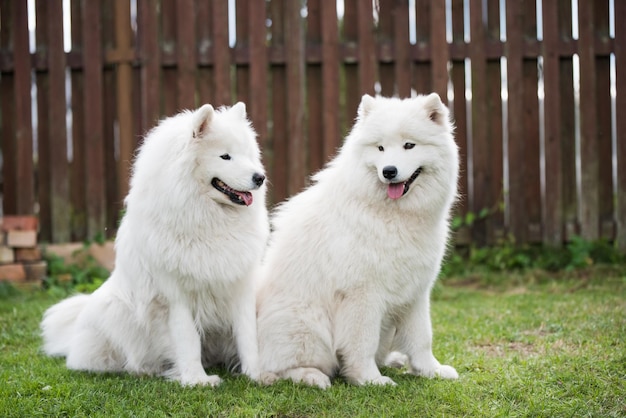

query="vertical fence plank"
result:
[176,0,196,110]
[522,1,541,242]
[393,0,411,98]
[48,0,70,242]
[357,0,376,95]
[593,0,614,239]
[616,0,626,251]
[450,0,469,244]
[378,0,395,96]
[430,0,449,102]
[195,0,212,106]
[321,0,341,160]
[13,0,35,215]
[161,0,177,116]
[578,0,600,240]
[342,0,360,131]
[542,0,563,245]
[138,0,161,132]
[558,0,577,241]
[485,0,504,241]
[83,0,106,239]
[34,0,51,240]
[248,0,269,152]
[0,0,17,216]
[413,0,431,94]
[269,0,288,203]
[286,0,306,195]
[70,0,86,240]
[235,0,250,107]
[469,0,489,245]
[212,0,231,106]
[114,0,134,207]
[306,0,324,173]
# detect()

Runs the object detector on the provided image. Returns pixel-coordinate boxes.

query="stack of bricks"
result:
[0,216,47,285]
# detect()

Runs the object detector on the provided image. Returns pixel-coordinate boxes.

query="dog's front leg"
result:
[334,293,396,386]
[232,282,259,381]
[169,303,222,386]
[394,291,458,379]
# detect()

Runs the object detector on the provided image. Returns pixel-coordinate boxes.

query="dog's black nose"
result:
[382,166,397,180]
[252,173,266,187]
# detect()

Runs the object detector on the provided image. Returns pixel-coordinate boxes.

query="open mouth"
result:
[211,178,253,206]
[387,167,423,200]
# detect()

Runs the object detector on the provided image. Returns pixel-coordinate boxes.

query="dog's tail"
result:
[40,294,90,357]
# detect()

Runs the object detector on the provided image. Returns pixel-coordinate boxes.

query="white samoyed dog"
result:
[41,103,269,386]
[256,93,459,389]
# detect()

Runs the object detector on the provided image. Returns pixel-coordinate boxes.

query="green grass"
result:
[1,267,625,417]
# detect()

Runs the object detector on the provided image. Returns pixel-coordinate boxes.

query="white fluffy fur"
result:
[256,94,459,388]
[41,103,269,386]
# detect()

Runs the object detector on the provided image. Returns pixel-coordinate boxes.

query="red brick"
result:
[24,261,47,282]
[1,216,38,232]
[15,247,42,262]
[0,264,26,282]
[7,230,37,248]
[0,246,14,264]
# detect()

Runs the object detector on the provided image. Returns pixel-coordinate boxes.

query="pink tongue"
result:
[241,192,253,206]
[387,183,404,200]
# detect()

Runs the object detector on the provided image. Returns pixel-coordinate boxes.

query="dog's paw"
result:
[179,373,222,387]
[364,375,397,386]
[384,351,408,368]
[435,364,459,379]
[283,367,332,389]
[259,371,280,386]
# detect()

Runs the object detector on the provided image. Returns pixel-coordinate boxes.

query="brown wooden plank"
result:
[248,0,268,150]
[541,0,563,245]
[357,0,376,94]
[176,0,196,110]
[48,0,70,242]
[377,0,395,96]
[342,0,360,135]
[577,0,599,240]
[83,0,106,239]
[306,0,324,173]
[412,0,431,94]
[70,0,86,240]
[114,0,133,206]
[522,1,541,242]
[593,0,614,239]
[212,0,231,106]
[485,0,504,242]
[0,0,17,216]
[34,0,51,241]
[161,0,178,117]
[269,0,288,203]
[321,0,341,160]
[469,0,489,245]
[616,0,626,250]
[430,0,449,102]
[285,0,306,195]
[138,0,161,132]
[393,0,411,98]
[557,0,577,241]
[235,0,250,106]
[450,0,469,244]
[195,0,213,106]
[12,0,34,215]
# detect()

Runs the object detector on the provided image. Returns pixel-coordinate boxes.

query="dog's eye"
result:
[404,142,415,150]
[378,146,384,152]
[220,154,231,160]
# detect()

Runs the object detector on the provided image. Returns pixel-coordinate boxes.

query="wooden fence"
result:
[0,0,625,249]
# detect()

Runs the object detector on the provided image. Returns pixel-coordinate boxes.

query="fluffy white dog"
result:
[41,103,269,386]
[257,94,459,388]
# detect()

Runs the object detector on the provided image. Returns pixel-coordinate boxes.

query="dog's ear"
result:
[231,102,247,120]
[357,94,376,119]
[423,93,448,126]
[192,104,215,139]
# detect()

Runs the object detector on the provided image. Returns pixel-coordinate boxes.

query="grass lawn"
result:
[1,267,625,417]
